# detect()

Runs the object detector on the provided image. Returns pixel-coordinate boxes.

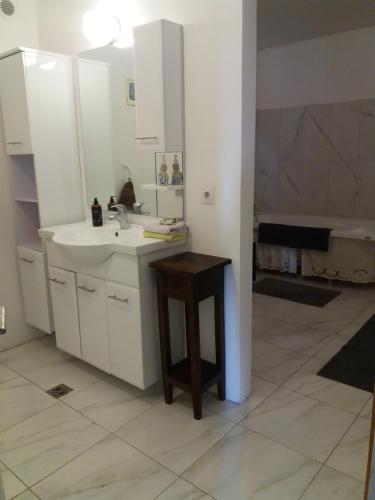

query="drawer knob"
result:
[108,294,129,303]
[7,141,23,145]
[49,277,66,285]
[19,257,34,264]
[78,285,96,293]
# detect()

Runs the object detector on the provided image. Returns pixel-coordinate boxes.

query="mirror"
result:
[77,40,184,219]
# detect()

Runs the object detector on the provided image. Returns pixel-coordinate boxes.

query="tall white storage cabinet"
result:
[0,48,84,333]
[133,20,184,152]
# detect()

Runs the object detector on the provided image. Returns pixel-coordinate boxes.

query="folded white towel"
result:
[143,221,186,234]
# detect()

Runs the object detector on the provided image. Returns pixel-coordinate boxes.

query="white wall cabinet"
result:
[77,274,110,372]
[18,247,52,332]
[0,52,32,155]
[47,268,155,388]
[0,47,84,334]
[133,20,184,152]
[45,243,186,390]
[0,48,83,228]
[48,267,81,358]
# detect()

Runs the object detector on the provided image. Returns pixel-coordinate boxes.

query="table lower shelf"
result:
[167,357,221,393]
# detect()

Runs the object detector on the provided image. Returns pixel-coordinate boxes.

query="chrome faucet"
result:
[132,202,149,215]
[109,204,130,229]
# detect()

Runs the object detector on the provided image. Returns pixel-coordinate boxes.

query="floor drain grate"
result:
[46,384,73,399]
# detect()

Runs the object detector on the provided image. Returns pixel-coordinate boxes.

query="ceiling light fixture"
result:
[82,1,144,49]
[113,23,134,48]
[83,9,121,47]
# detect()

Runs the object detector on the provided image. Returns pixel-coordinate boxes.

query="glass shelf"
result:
[141,184,184,191]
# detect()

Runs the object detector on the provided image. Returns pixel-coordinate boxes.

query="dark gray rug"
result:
[318,315,375,393]
[253,277,341,307]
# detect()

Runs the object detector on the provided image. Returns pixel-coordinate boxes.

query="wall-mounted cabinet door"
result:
[17,246,53,333]
[0,52,32,155]
[77,274,110,372]
[106,282,144,388]
[48,266,81,358]
[133,19,183,152]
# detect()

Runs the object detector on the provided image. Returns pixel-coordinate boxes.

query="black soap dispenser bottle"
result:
[108,196,117,211]
[91,197,103,227]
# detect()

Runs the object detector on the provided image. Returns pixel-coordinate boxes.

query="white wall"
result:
[0,0,41,350]
[0,0,39,51]
[257,26,375,109]
[36,0,256,403]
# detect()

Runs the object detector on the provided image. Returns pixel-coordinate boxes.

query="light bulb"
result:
[113,25,134,48]
[83,9,121,46]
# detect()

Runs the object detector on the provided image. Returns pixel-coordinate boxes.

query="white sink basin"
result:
[40,220,186,263]
[52,227,117,264]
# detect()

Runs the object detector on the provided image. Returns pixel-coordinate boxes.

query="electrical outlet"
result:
[201,186,215,205]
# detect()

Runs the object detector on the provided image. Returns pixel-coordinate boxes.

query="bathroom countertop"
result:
[39,220,187,257]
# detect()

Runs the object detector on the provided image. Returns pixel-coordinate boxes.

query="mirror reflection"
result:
[77,43,184,218]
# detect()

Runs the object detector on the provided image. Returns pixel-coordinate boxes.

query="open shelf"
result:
[141,183,184,191]
[167,358,221,392]
[10,155,38,202]
[15,201,41,251]
[18,239,43,252]
[15,197,38,203]
[10,155,42,251]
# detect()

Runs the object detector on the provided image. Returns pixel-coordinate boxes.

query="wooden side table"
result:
[150,252,231,419]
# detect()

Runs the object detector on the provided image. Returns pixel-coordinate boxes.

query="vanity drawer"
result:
[105,282,144,388]
[163,273,189,299]
[18,246,53,333]
[45,242,140,289]
[77,274,110,372]
[48,267,81,358]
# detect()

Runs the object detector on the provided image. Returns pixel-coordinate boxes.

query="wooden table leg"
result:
[156,273,173,404]
[215,287,225,401]
[253,242,256,282]
[186,296,202,419]
[365,385,375,500]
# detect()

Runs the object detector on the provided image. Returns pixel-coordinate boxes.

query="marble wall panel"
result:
[255,161,278,211]
[354,161,375,218]
[304,104,338,162]
[256,109,281,162]
[277,161,327,214]
[326,162,358,218]
[331,102,361,161]
[255,98,375,219]
[358,100,375,161]
[279,107,305,161]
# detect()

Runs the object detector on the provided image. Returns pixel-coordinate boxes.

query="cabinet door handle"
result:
[0,305,6,335]
[7,141,23,145]
[49,277,66,285]
[19,257,34,264]
[108,294,128,303]
[78,285,96,293]
[134,136,158,140]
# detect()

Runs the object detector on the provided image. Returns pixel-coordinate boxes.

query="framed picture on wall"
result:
[126,79,136,106]
[155,152,184,186]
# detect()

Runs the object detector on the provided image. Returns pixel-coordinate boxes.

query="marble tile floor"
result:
[0,273,373,499]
